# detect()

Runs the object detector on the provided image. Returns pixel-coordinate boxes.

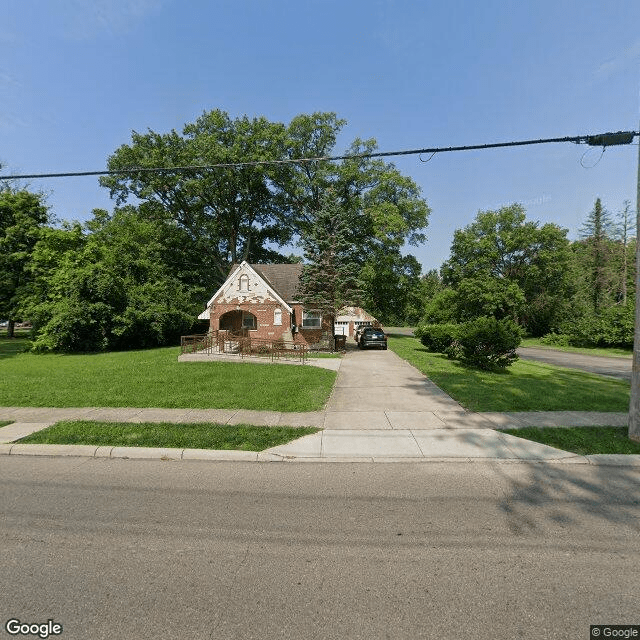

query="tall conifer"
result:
[298,190,362,336]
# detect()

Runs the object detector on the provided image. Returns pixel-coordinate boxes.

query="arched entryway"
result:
[218,310,257,332]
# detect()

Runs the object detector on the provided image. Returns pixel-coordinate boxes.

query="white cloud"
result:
[594,39,640,80]
[0,70,21,87]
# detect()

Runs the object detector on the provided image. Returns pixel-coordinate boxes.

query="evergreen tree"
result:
[578,197,616,313]
[298,191,362,335]
[613,200,636,305]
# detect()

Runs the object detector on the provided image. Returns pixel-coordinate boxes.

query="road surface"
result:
[517,347,632,380]
[1,456,638,639]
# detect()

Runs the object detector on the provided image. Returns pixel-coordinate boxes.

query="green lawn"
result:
[0,332,31,357]
[388,335,630,412]
[0,346,336,411]
[18,420,320,451]
[0,421,12,428]
[500,426,640,455]
[520,337,632,358]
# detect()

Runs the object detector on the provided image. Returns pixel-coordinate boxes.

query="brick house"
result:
[198,261,334,346]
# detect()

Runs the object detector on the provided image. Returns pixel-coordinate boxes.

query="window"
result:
[242,312,257,329]
[238,274,250,291]
[274,308,282,325]
[302,311,322,328]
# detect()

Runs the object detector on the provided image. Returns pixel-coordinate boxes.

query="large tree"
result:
[440,204,574,335]
[576,197,618,313]
[359,249,427,326]
[23,207,203,352]
[100,110,430,291]
[100,111,290,286]
[0,188,50,337]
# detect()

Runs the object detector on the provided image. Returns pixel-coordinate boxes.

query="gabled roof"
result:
[248,263,303,302]
[199,261,301,319]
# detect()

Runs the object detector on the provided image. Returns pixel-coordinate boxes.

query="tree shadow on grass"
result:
[393,341,628,412]
[0,336,32,359]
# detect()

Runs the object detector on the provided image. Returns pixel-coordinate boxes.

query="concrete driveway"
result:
[323,344,496,430]
[517,347,632,380]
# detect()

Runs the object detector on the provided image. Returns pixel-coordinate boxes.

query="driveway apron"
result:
[323,347,493,430]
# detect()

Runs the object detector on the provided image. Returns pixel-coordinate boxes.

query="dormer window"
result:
[238,274,250,291]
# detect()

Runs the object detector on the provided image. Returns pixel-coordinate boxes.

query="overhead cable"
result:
[0,130,637,181]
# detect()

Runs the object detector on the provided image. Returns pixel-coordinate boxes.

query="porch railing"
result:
[180,331,308,363]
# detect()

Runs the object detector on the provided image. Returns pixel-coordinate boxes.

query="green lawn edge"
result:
[499,426,640,455]
[0,421,12,428]
[17,420,321,452]
[0,346,337,412]
[520,337,632,359]
[387,335,629,412]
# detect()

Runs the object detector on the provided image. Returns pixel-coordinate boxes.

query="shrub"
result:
[540,332,571,347]
[415,323,460,353]
[559,304,635,349]
[453,316,522,370]
[31,300,112,353]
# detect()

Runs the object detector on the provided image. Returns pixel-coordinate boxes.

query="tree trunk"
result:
[7,319,15,339]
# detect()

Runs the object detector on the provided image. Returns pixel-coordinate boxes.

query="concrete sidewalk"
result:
[0,407,636,466]
[1,347,638,466]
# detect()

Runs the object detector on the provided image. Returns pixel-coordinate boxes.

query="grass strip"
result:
[0,421,12,428]
[0,346,336,411]
[388,335,629,412]
[17,420,320,451]
[499,426,640,455]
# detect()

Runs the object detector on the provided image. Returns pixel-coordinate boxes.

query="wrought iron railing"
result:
[180,331,309,363]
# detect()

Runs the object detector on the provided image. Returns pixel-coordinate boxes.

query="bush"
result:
[453,316,522,370]
[558,304,635,349]
[540,332,571,347]
[30,300,112,353]
[415,323,460,353]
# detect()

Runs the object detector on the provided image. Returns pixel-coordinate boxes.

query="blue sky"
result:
[1,0,639,272]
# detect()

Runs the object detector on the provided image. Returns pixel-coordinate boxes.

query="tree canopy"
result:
[100,110,430,292]
[22,207,203,352]
[298,190,362,327]
[439,204,574,335]
[0,188,50,336]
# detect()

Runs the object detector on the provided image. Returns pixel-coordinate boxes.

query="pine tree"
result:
[578,197,615,313]
[298,190,362,335]
[613,200,636,305]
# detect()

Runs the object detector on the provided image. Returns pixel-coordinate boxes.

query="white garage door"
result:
[334,321,349,335]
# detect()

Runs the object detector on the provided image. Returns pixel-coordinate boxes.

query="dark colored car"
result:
[358,327,387,350]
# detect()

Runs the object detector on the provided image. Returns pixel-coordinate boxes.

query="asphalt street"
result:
[1,456,638,640]
[517,347,632,380]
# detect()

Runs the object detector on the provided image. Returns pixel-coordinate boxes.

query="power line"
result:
[1,130,638,181]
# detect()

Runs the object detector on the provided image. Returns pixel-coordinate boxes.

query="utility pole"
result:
[629,122,640,442]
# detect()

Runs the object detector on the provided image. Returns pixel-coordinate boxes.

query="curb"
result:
[1,443,640,466]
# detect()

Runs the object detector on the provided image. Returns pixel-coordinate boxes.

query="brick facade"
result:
[201,262,334,347]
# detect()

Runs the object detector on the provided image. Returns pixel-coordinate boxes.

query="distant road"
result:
[384,326,415,336]
[384,328,632,380]
[517,347,632,380]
